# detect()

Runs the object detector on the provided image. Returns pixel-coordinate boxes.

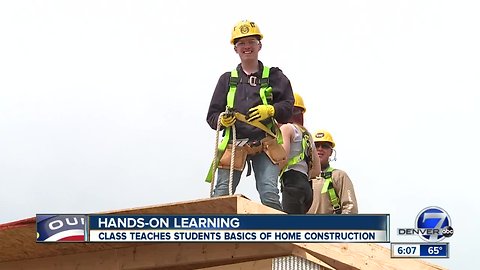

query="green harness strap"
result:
[320,166,341,213]
[280,124,309,177]
[206,66,281,182]
[258,67,283,145]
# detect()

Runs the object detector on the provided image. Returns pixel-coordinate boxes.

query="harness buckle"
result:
[333,204,342,214]
[229,138,261,148]
[224,106,235,117]
[248,76,258,86]
[249,140,262,147]
[321,171,332,179]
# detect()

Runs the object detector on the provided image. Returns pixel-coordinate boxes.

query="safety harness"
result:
[205,66,282,183]
[320,166,342,214]
[280,124,313,177]
[228,67,283,142]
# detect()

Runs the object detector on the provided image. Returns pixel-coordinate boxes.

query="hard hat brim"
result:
[231,34,263,45]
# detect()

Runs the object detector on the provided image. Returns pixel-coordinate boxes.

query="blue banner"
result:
[420,244,449,257]
[88,214,389,230]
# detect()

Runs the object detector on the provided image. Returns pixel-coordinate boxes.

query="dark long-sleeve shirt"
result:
[206,61,294,140]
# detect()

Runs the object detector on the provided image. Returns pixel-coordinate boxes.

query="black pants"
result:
[281,170,313,214]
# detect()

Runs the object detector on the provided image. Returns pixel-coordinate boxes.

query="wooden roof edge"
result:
[289,245,335,270]
[236,196,286,214]
[104,194,251,214]
[0,195,254,229]
[1,195,448,270]
[0,217,36,230]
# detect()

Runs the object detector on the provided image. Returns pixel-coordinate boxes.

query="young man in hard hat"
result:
[279,93,321,214]
[307,130,358,214]
[206,20,294,211]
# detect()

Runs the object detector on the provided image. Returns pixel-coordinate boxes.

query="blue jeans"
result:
[212,152,282,211]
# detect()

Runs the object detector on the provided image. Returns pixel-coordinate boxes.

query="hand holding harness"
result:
[205,66,283,184]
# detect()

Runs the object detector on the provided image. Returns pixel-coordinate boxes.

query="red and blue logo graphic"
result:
[36,215,86,242]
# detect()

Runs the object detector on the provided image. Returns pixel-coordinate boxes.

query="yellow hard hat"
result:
[313,130,336,148]
[293,92,306,113]
[230,20,263,44]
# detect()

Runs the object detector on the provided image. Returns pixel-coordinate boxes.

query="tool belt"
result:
[218,136,287,171]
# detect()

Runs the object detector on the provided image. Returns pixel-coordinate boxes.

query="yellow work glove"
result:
[246,105,275,122]
[220,113,236,127]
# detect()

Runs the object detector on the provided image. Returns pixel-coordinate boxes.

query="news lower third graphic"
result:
[392,206,453,258]
[36,214,86,242]
[36,214,389,243]
[87,214,389,242]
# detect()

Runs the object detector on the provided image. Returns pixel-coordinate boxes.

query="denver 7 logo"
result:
[416,207,452,242]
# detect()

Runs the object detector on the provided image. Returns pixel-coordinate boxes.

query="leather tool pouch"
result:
[243,143,264,156]
[262,136,287,165]
[218,144,248,171]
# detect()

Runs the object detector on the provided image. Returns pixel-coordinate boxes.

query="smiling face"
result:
[233,36,261,61]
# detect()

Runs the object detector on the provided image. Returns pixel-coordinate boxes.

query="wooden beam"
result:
[0,195,244,263]
[110,195,242,215]
[198,258,272,270]
[0,195,447,270]
[290,247,335,270]
[236,196,285,214]
[0,222,135,263]
[0,243,293,270]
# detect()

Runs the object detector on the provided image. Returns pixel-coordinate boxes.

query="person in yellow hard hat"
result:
[279,93,321,214]
[206,20,294,211]
[307,130,358,214]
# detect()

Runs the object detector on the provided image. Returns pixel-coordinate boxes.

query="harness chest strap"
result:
[229,67,283,143]
[205,66,281,182]
[320,166,342,213]
[280,124,311,177]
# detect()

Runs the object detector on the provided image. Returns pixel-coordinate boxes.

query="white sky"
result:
[1,1,479,268]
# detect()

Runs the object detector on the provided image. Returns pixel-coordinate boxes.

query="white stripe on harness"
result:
[234,138,249,147]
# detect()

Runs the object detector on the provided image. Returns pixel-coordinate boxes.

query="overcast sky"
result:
[1,1,479,268]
